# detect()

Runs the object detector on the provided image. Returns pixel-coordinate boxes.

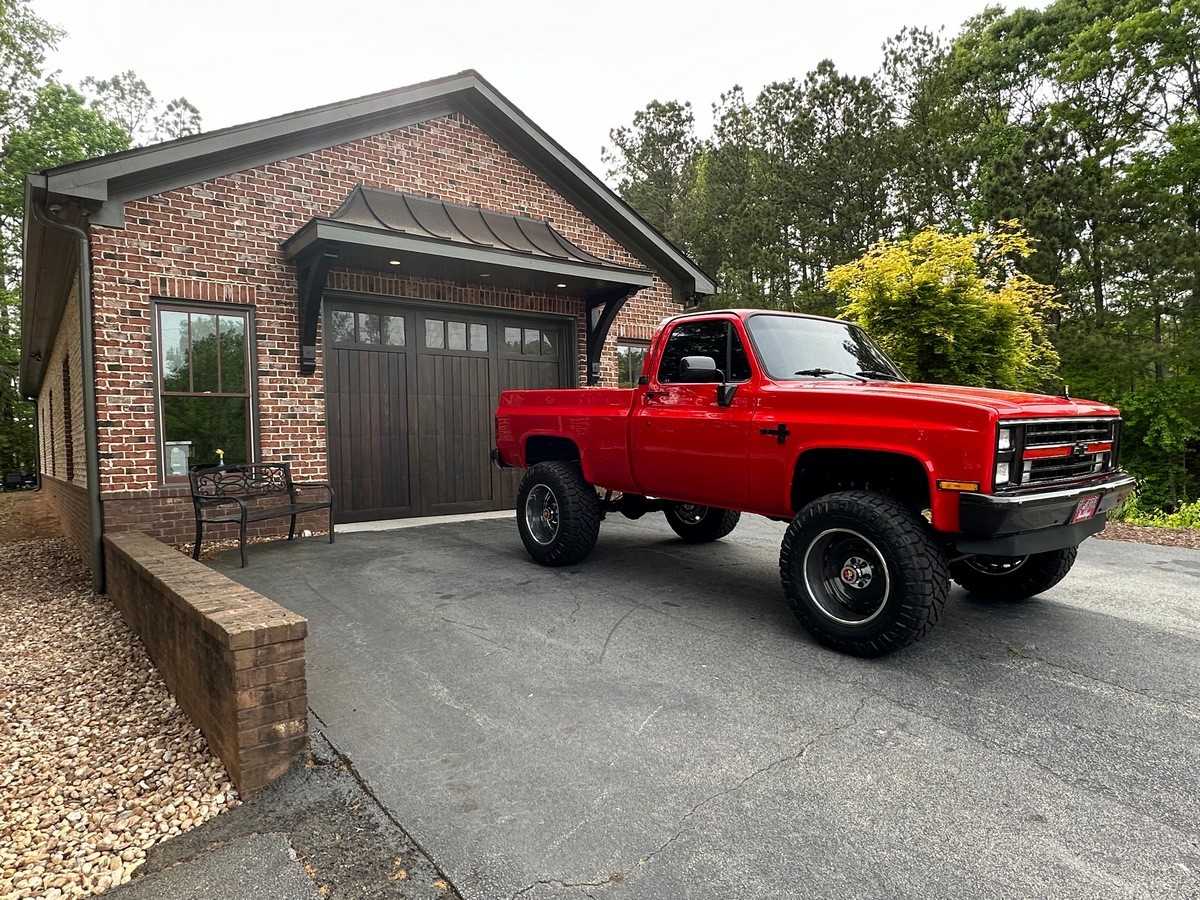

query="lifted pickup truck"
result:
[493,309,1134,656]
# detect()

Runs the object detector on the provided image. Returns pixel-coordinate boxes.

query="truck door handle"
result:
[644,390,669,400]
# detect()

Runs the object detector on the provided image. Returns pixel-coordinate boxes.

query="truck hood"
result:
[776,380,1120,417]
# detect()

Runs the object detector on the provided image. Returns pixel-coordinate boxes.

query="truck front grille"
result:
[1003,417,1121,489]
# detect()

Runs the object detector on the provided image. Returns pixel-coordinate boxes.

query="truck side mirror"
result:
[678,356,723,383]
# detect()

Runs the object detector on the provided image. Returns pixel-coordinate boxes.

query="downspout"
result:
[30,191,105,594]
[31,399,41,491]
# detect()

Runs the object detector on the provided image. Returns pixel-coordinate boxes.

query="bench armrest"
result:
[291,481,334,503]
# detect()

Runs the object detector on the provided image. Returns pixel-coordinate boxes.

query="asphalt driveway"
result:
[215,514,1200,900]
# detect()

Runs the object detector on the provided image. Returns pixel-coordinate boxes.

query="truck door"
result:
[630,318,755,509]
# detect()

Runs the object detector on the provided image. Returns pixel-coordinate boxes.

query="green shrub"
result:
[1114,494,1200,529]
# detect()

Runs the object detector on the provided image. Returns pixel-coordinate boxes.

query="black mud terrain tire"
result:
[663,502,741,543]
[950,547,1078,601]
[780,490,950,657]
[516,462,601,567]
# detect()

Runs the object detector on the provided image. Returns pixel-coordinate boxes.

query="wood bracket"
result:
[585,287,640,385]
[297,249,339,375]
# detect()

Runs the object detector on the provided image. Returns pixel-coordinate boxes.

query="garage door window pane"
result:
[447,321,467,351]
[542,330,558,357]
[470,323,488,352]
[383,315,405,347]
[425,319,445,349]
[358,313,382,345]
[505,327,522,353]
[330,310,354,344]
[524,328,544,355]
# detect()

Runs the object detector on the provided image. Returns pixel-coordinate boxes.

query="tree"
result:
[81,70,201,145]
[827,223,1060,391]
[0,82,129,474]
[0,0,60,139]
[602,100,699,246]
[0,1,201,474]
[154,97,202,141]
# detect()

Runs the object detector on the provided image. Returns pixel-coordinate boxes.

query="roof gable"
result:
[31,70,714,298]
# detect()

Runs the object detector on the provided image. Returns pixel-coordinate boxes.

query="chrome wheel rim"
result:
[671,503,708,525]
[802,528,891,626]
[524,484,560,545]
[963,555,1028,576]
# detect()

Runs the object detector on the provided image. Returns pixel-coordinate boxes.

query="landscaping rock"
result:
[0,538,239,897]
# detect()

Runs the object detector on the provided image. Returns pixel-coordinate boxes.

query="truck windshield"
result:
[744,313,906,382]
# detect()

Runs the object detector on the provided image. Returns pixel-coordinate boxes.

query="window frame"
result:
[655,318,754,385]
[152,300,258,485]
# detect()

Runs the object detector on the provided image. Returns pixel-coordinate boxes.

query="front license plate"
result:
[1071,494,1102,523]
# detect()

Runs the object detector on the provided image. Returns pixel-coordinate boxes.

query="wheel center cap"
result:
[840,556,873,589]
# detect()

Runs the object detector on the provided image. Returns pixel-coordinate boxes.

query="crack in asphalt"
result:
[860,682,1200,843]
[508,698,870,899]
[596,606,638,665]
[959,619,1200,716]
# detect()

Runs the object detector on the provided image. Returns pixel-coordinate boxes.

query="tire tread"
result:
[516,462,601,567]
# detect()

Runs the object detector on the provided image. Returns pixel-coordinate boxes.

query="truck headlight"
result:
[995,462,1010,486]
[998,428,1013,451]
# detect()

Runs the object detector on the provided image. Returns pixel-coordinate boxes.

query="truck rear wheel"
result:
[779,491,949,657]
[663,503,741,543]
[950,548,1078,600]
[516,462,601,567]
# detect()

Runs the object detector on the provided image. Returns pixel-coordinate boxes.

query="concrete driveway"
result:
[215,514,1200,900]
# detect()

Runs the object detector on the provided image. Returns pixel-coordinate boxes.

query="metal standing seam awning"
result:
[282,186,656,383]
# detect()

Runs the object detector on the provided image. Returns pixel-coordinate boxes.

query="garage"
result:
[23,71,719,560]
[324,299,568,521]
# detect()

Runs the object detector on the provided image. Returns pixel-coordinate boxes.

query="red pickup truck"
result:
[493,309,1135,656]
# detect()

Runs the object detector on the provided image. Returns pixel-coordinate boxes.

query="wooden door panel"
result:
[417,351,496,515]
[326,344,414,522]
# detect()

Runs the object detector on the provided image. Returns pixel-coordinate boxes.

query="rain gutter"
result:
[30,191,105,594]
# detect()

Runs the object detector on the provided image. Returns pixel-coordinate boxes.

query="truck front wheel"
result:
[516,462,601,567]
[779,491,949,657]
[950,548,1078,600]
[663,503,741,543]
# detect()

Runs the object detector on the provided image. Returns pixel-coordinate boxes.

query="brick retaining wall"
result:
[104,531,308,796]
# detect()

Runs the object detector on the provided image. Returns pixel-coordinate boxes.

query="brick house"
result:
[21,71,716,590]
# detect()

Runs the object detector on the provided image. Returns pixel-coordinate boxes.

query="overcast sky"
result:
[36,0,1021,180]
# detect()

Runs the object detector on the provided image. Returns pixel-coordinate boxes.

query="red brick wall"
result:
[87,111,681,537]
[38,277,88,487]
[42,476,92,568]
[104,531,308,796]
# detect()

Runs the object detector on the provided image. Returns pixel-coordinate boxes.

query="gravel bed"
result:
[0,538,239,898]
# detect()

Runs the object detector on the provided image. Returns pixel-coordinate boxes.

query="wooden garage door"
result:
[325,302,567,522]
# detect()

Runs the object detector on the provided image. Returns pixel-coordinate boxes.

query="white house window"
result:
[157,303,254,478]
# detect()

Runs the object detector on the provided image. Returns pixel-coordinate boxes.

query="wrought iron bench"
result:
[190,463,334,567]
